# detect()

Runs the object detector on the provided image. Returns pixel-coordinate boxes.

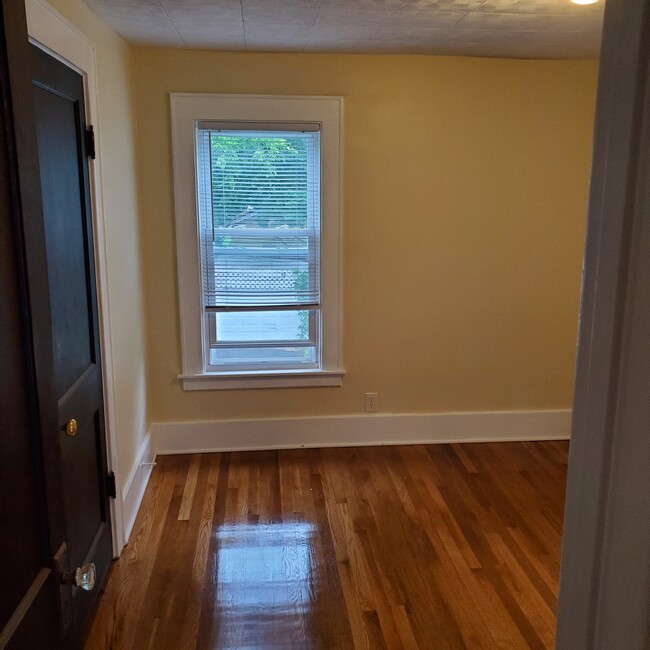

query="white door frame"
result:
[556,0,650,646]
[25,0,126,555]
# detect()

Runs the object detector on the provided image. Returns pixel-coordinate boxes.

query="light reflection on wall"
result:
[214,522,315,647]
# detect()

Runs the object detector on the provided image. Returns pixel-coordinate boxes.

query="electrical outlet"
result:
[365,392,379,412]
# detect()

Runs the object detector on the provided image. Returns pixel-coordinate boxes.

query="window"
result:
[197,125,321,371]
[171,95,342,389]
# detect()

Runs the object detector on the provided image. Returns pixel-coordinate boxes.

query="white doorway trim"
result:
[556,0,650,645]
[25,0,126,555]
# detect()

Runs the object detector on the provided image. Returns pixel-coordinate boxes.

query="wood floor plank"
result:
[86,441,569,649]
[178,454,202,521]
[179,454,222,649]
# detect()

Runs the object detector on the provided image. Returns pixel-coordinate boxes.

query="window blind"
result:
[196,126,321,311]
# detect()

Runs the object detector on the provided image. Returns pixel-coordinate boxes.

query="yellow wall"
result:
[41,0,149,489]
[133,50,598,423]
[133,49,598,423]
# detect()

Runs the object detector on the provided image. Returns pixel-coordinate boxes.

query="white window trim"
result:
[170,94,344,390]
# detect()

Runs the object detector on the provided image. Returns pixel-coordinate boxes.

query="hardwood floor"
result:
[85,441,568,649]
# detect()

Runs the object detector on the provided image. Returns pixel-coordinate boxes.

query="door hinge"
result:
[85,125,96,159]
[105,471,116,499]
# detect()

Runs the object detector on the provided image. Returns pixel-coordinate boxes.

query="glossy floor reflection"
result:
[213,523,314,648]
[193,450,352,649]
[86,443,569,649]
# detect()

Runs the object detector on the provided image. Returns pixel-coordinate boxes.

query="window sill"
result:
[178,369,345,391]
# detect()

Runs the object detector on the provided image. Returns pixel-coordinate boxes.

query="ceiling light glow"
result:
[570,0,599,4]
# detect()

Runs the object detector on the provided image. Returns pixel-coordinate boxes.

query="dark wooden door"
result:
[1,4,114,645]
[0,1,64,647]
[29,44,114,647]
[0,10,61,648]
[0,190,60,650]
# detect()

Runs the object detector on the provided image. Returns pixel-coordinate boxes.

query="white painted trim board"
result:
[170,94,343,386]
[153,409,571,454]
[121,431,156,544]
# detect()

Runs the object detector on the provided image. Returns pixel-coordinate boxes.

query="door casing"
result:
[556,0,650,647]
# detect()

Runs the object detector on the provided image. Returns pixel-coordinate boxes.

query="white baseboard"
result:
[152,409,571,455]
[121,431,156,544]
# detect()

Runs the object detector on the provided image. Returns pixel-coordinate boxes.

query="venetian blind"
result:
[196,123,321,311]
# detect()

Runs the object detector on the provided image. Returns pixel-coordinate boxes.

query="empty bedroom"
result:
[1,0,648,648]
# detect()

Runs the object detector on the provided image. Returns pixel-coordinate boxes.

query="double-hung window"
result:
[171,95,342,390]
[197,124,321,370]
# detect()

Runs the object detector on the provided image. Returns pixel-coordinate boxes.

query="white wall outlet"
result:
[365,392,379,412]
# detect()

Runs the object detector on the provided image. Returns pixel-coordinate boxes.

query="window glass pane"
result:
[215,310,314,343]
[210,346,317,367]
[212,235,315,307]
[211,133,314,230]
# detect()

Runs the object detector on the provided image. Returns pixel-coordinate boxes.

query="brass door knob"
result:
[65,418,78,437]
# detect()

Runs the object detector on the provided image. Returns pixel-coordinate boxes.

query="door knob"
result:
[65,418,78,437]
[62,562,96,591]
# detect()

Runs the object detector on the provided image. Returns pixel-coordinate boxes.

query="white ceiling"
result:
[83,0,604,59]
